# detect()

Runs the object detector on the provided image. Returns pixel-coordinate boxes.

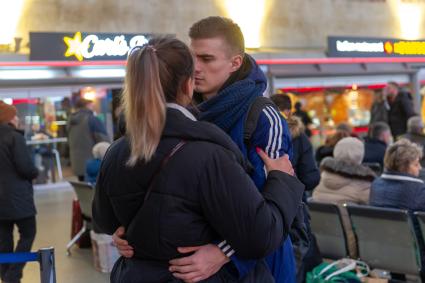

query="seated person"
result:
[399,116,425,167]
[370,138,425,210]
[312,137,376,258]
[84,142,110,184]
[270,94,320,194]
[363,122,392,170]
[315,130,350,165]
[370,138,425,272]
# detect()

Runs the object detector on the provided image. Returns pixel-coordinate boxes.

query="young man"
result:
[113,17,300,282]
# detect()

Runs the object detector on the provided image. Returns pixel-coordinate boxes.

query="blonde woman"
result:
[370,139,425,274]
[92,37,304,282]
[370,138,425,211]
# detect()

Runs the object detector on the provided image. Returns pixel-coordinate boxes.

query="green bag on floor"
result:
[306,259,369,283]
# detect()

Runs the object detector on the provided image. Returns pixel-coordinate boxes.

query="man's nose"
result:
[194,65,202,75]
[194,59,201,73]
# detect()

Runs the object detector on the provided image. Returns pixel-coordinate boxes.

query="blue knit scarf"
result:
[197,57,267,133]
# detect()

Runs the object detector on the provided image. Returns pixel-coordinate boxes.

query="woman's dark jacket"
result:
[0,123,38,220]
[93,108,304,282]
[370,172,425,211]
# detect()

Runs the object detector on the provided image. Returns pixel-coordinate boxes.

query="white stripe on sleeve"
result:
[267,106,283,158]
[226,249,236,257]
[263,108,277,158]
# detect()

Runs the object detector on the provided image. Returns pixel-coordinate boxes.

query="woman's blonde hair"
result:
[122,36,194,166]
[384,138,423,173]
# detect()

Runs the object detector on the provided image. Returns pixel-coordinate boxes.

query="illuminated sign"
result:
[328,36,425,57]
[30,32,164,61]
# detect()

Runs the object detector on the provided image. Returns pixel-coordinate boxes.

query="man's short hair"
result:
[384,138,423,173]
[270,94,292,111]
[368,122,390,140]
[407,116,423,134]
[189,16,245,55]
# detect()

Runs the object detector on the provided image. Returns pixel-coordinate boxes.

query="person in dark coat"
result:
[400,116,425,167]
[294,101,313,137]
[370,90,389,124]
[370,139,425,274]
[0,101,38,283]
[271,94,320,194]
[385,82,416,139]
[67,98,110,181]
[92,37,304,283]
[363,122,391,170]
[315,130,350,166]
[271,94,322,282]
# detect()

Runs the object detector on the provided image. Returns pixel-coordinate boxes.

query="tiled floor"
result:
[20,183,109,283]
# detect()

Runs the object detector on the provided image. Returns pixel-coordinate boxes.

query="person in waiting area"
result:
[84,141,111,184]
[92,36,304,282]
[312,137,376,258]
[370,138,425,274]
[315,130,350,166]
[363,122,392,170]
[271,94,320,195]
[370,90,389,125]
[67,98,110,181]
[385,81,416,139]
[271,94,322,282]
[293,101,313,137]
[399,116,425,167]
[0,101,38,283]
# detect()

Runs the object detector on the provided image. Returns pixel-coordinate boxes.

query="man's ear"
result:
[230,54,243,72]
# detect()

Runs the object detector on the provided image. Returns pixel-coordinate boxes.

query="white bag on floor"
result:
[90,231,120,273]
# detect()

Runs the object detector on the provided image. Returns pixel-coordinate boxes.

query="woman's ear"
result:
[177,77,194,106]
[181,77,194,96]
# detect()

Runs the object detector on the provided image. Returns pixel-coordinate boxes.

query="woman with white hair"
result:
[84,141,110,184]
[313,137,376,205]
[312,137,377,258]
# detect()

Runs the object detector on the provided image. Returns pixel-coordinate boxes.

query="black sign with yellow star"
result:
[30,31,162,61]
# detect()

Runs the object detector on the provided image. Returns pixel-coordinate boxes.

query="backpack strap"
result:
[244,96,280,149]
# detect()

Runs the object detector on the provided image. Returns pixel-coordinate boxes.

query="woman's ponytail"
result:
[123,46,166,166]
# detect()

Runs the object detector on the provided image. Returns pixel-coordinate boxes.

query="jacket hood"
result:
[287,116,305,138]
[321,157,376,182]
